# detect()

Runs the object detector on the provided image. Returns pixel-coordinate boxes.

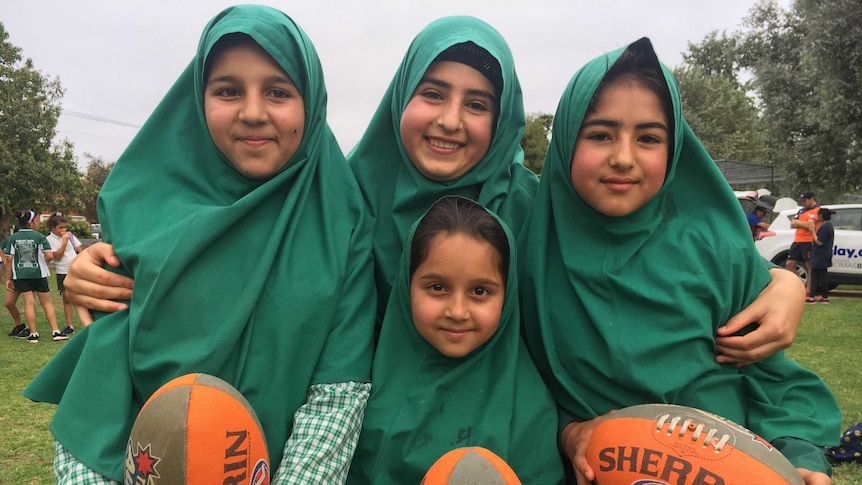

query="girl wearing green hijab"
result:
[518,38,840,485]
[348,196,564,484]
[24,5,375,483]
[346,16,539,320]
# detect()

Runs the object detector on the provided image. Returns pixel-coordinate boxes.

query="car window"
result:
[830,208,862,231]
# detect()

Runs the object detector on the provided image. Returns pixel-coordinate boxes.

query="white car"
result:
[755,204,862,287]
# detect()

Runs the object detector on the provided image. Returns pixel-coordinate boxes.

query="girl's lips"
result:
[426,136,463,152]
[238,137,272,148]
[602,178,637,192]
[441,328,469,340]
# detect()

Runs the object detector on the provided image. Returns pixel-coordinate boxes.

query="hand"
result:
[5,279,13,292]
[715,268,803,366]
[64,242,133,313]
[560,412,615,485]
[797,468,831,485]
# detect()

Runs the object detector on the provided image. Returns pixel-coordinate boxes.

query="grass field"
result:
[1,278,861,483]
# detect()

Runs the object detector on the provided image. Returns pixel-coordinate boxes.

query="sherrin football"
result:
[422,447,522,485]
[125,373,270,485]
[585,403,803,485]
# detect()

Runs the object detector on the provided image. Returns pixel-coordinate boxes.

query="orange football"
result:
[586,404,803,485]
[125,373,269,485]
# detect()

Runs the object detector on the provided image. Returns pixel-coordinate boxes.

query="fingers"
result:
[64,243,133,313]
[715,268,802,366]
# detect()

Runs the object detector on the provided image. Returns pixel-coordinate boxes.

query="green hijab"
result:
[347,16,537,316]
[519,38,839,447]
[348,197,564,484]
[24,5,375,480]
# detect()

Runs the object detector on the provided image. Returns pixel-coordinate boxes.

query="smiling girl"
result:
[25,6,375,483]
[519,38,840,485]
[348,196,564,484]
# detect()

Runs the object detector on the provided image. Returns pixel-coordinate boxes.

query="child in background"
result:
[518,38,840,485]
[4,210,66,343]
[2,226,25,338]
[24,6,375,483]
[348,196,564,484]
[810,208,834,304]
[46,212,93,334]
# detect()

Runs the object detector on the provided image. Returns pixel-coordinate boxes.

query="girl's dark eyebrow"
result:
[417,76,496,101]
[581,118,668,132]
[206,74,296,86]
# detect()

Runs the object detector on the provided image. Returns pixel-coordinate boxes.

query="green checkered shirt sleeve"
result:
[272,381,371,484]
[54,440,120,485]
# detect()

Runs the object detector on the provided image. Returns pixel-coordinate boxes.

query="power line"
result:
[62,110,141,129]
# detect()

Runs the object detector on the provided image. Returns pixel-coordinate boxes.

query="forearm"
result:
[272,381,370,484]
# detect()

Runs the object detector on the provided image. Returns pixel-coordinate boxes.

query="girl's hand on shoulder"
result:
[715,268,803,366]
[797,468,831,485]
[561,411,616,485]
[65,242,133,313]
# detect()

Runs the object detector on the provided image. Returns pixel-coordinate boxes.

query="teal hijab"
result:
[348,197,564,484]
[347,16,537,316]
[24,5,375,480]
[519,38,839,448]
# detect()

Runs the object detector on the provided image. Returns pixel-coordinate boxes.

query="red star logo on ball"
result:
[134,443,161,480]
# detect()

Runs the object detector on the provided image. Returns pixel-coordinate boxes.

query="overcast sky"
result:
[3,1,790,169]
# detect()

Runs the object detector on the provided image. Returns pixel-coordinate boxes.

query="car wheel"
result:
[771,252,808,285]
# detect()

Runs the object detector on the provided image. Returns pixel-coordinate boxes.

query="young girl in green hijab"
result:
[24,6,375,483]
[519,38,840,485]
[348,196,564,484]
[346,16,539,320]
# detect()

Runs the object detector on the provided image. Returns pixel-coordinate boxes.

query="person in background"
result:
[788,190,820,298]
[747,204,770,240]
[4,210,67,343]
[810,208,834,304]
[2,224,26,338]
[46,212,93,334]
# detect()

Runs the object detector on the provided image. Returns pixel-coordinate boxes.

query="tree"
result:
[520,113,553,175]
[738,0,862,202]
[0,22,86,235]
[81,153,115,222]
[673,65,767,164]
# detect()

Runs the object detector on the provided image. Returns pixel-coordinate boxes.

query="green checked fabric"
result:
[25,5,374,481]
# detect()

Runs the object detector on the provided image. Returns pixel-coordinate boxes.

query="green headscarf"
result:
[519,38,839,450]
[24,5,375,480]
[347,16,537,317]
[348,196,564,484]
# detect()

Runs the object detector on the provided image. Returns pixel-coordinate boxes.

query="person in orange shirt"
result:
[787,190,820,299]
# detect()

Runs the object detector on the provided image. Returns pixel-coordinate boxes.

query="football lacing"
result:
[656,413,731,453]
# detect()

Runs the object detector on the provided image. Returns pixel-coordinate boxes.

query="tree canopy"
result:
[0,22,88,235]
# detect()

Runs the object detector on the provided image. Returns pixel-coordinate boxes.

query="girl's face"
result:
[400,60,496,182]
[410,232,504,358]
[570,79,669,217]
[204,40,305,180]
[51,223,67,236]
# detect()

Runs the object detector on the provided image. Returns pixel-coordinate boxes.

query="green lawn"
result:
[1,279,860,483]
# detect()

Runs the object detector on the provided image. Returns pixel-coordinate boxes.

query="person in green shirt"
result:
[24,6,375,483]
[348,196,564,484]
[518,37,840,485]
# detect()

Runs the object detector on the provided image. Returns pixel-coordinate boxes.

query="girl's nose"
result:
[239,95,267,124]
[443,294,469,321]
[609,140,636,170]
[435,101,462,132]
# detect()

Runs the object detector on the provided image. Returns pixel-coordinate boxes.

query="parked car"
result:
[755,204,862,287]
[734,189,796,226]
